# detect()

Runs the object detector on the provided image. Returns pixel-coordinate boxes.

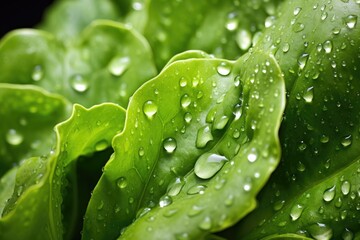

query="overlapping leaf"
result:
[82,51,285,239]
[0,19,157,108]
[0,103,126,240]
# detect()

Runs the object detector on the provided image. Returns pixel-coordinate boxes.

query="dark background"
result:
[0,0,54,37]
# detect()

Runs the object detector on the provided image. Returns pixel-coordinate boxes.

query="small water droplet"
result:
[167,177,185,196]
[273,200,285,211]
[194,153,228,179]
[282,42,290,53]
[143,100,158,119]
[243,183,252,192]
[6,129,24,145]
[217,62,231,76]
[117,177,128,189]
[198,216,212,230]
[163,137,177,153]
[323,185,336,202]
[303,86,314,103]
[234,75,241,87]
[184,112,192,124]
[232,129,240,139]
[308,223,333,240]
[341,135,352,147]
[342,228,354,240]
[293,7,302,16]
[213,115,229,130]
[179,77,188,87]
[323,40,333,54]
[292,22,305,32]
[138,147,145,157]
[297,161,306,172]
[341,181,350,195]
[70,74,89,93]
[298,53,309,70]
[31,65,44,81]
[180,94,192,108]
[225,18,238,31]
[108,56,130,76]
[320,135,329,143]
[290,204,304,221]
[265,16,276,28]
[247,151,258,163]
[187,184,207,195]
[344,15,357,29]
[188,205,203,217]
[159,195,172,207]
[196,125,213,148]
[95,139,108,151]
[233,104,242,120]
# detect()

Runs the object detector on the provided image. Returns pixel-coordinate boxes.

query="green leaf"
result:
[0,83,71,176]
[0,20,157,108]
[0,103,126,239]
[234,0,360,239]
[144,0,284,68]
[39,0,148,42]
[82,51,285,239]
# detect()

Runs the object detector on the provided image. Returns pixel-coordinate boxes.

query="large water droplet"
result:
[143,100,158,119]
[70,74,89,93]
[341,181,350,195]
[6,129,24,145]
[187,184,206,195]
[180,94,192,108]
[323,40,333,54]
[31,65,44,81]
[196,125,213,148]
[213,115,229,130]
[298,53,309,70]
[293,7,302,16]
[290,204,304,221]
[303,86,314,103]
[194,153,228,179]
[163,137,177,153]
[323,185,336,202]
[341,135,352,147]
[95,139,108,151]
[159,195,172,207]
[108,56,130,76]
[265,16,276,28]
[308,223,333,240]
[236,29,252,51]
[217,62,231,76]
[167,177,185,196]
[344,15,357,29]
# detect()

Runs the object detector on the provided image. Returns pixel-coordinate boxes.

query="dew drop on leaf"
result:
[282,42,290,53]
[308,223,333,240]
[180,94,192,108]
[217,62,231,76]
[323,40,333,54]
[70,74,89,93]
[184,112,192,124]
[117,177,128,189]
[198,216,212,230]
[107,56,130,77]
[290,204,304,221]
[138,147,145,157]
[187,205,203,217]
[213,115,229,130]
[95,140,108,151]
[31,65,44,81]
[236,29,252,51]
[159,195,172,208]
[292,22,305,32]
[344,15,357,29]
[163,137,177,153]
[196,125,213,148]
[293,7,302,16]
[341,135,352,147]
[273,200,285,211]
[187,184,207,195]
[194,153,228,179]
[179,77,188,87]
[6,129,24,146]
[341,181,350,195]
[298,53,309,70]
[167,177,185,196]
[323,185,336,202]
[143,100,158,119]
[303,86,314,103]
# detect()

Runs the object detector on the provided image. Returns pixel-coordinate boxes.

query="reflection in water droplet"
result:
[187,185,207,195]
[184,112,192,124]
[6,129,24,146]
[163,137,177,153]
[217,62,231,76]
[213,115,229,130]
[143,100,158,119]
[70,74,89,93]
[159,195,172,207]
[108,57,130,76]
[194,153,228,179]
[308,222,333,240]
[282,42,290,53]
[345,15,357,29]
[323,40,333,54]
[236,29,252,51]
[180,94,192,108]
[196,125,213,148]
[167,177,185,196]
[179,77,188,87]
[323,185,336,202]
[290,204,304,221]
[298,53,309,70]
[341,181,350,195]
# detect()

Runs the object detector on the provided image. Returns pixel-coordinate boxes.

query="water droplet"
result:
[341,135,352,147]
[31,65,43,81]
[194,153,228,179]
[138,147,145,157]
[243,183,252,192]
[198,216,212,230]
[163,137,177,153]
[247,151,258,163]
[323,185,336,202]
[163,208,178,217]
[292,22,305,32]
[184,112,192,124]
[175,233,190,240]
[213,115,229,130]
[167,177,185,196]
[298,53,309,70]
[6,129,24,145]
[143,100,158,119]
[236,29,252,50]
[308,223,333,240]
[187,184,206,195]
[196,125,213,148]
[179,77,188,87]
[108,56,130,76]
[232,129,240,139]
[290,204,304,221]
[180,94,192,108]
[129,197,134,204]
[225,18,238,31]
[323,40,333,54]
[188,205,203,217]
[95,140,108,151]
[159,195,172,207]
[297,161,306,172]
[234,75,241,87]
[345,15,357,29]
[303,86,314,103]
[342,228,354,240]
[273,200,285,211]
[233,104,242,120]
[217,62,231,76]
[282,42,290,53]
[117,177,128,189]
[293,7,302,16]
[70,74,89,93]
[341,181,350,195]
[265,16,276,28]
[320,135,329,143]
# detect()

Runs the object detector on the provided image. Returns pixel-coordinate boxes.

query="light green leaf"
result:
[0,83,71,176]
[0,20,157,108]
[0,103,126,239]
[83,51,285,239]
